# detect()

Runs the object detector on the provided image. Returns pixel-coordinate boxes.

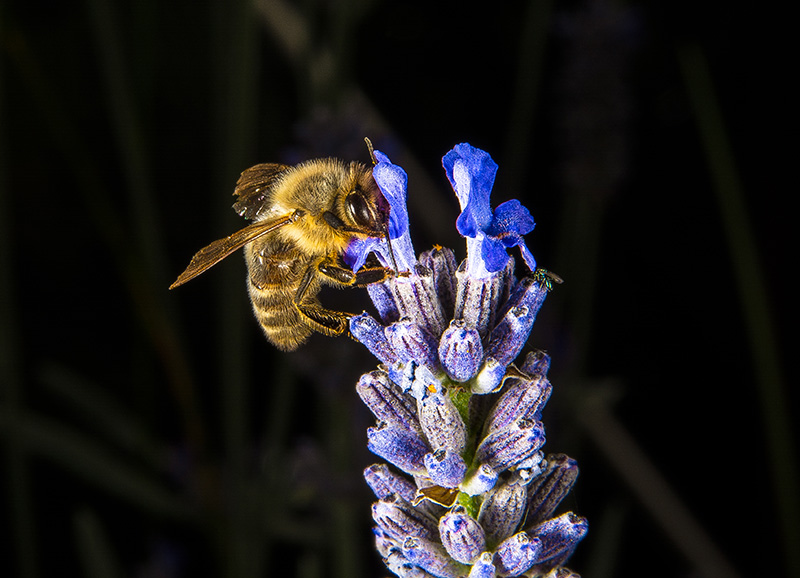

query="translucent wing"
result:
[169,211,300,289]
[233,163,291,220]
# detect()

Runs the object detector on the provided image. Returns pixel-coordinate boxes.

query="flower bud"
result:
[390,267,447,337]
[475,418,546,473]
[520,349,551,378]
[467,552,496,578]
[367,423,428,476]
[438,320,483,382]
[419,245,458,318]
[424,449,467,488]
[372,494,439,542]
[402,536,466,578]
[529,513,589,571]
[473,356,506,394]
[364,463,417,503]
[383,549,429,578]
[493,532,542,576]
[484,276,548,368]
[460,464,498,496]
[418,392,467,455]
[357,370,421,433]
[367,281,400,324]
[385,318,440,369]
[485,374,552,433]
[526,454,580,526]
[438,506,486,564]
[453,264,510,338]
[478,474,528,546]
[350,312,398,366]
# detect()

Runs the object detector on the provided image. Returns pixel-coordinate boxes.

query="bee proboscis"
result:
[170,155,393,351]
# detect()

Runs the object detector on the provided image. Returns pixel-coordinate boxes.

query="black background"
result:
[0,1,794,577]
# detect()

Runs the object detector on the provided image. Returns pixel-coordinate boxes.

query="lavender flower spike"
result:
[352,143,585,577]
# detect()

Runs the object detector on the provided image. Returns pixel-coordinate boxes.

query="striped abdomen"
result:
[244,239,317,351]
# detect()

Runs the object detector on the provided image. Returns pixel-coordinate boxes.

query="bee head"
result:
[344,170,391,235]
[344,167,398,272]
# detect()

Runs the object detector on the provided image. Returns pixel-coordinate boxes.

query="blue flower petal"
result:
[444,144,497,237]
[373,151,409,240]
[443,144,538,277]
[343,236,381,271]
[481,237,511,273]
[488,199,535,237]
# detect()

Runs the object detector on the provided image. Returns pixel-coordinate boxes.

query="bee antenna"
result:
[365,137,377,165]
[383,224,399,273]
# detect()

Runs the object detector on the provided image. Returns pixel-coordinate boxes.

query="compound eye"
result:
[346,190,377,229]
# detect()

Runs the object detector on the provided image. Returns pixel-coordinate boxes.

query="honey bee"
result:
[170,151,394,351]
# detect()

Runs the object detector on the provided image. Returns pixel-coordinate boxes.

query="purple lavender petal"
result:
[438,506,486,564]
[364,463,417,503]
[460,464,499,496]
[442,144,538,277]
[528,513,588,570]
[483,199,536,273]
[493,532,542,577]
[373,150,409,239]
[401,536,467,578]
[418,392,467,455]
[443,144,498,237]
[474,418,546,473]
[346,150,416,273]
[484,276,549,367]
[367,424,429,477]
[477,474,528,546]
[371,150,417,272]
[487,199,535,237]
[517,242,537,272]
[357,370,422,434]
[350,312,398,366]
[423,450,467,489]
[372,494,439,542]
[480,237,511,273]
[385,319,440,369]
[343,236,381,272]
[526,454,580,527]
[467,552,496,578]
[438,320,483,382]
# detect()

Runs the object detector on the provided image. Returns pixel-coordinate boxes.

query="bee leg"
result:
[292,258,392,337]
[318,261,392,287]
[291,260,352,337]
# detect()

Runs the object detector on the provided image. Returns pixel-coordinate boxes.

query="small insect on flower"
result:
[169,140,396,351]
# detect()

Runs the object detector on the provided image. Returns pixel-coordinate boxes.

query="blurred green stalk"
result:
[679,44,799,577]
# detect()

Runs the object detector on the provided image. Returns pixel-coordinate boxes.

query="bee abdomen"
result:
[248,281,312,351]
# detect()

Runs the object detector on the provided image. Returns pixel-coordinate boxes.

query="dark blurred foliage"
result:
[0,0,794,577]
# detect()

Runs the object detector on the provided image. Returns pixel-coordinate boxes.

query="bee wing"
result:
[233,163,291,220]
[169,212,298,289]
